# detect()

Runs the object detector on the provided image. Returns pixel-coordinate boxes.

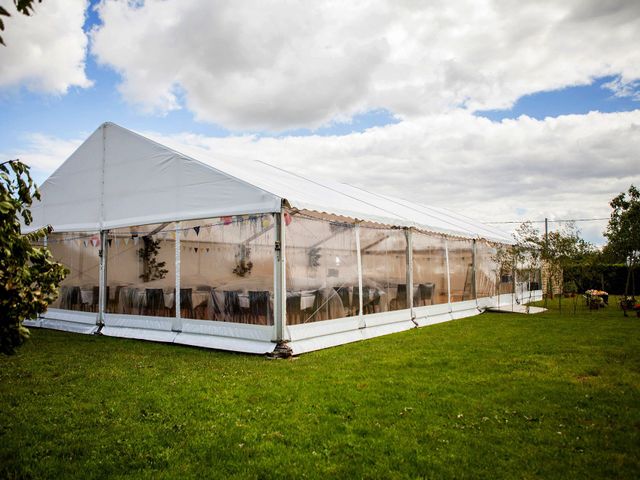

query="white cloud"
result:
[0,133,82,183]
[12,109,640,244]
[91,0,640,131]
[603,77,640,101]
[0,0,91,93]
[143,109,639,245]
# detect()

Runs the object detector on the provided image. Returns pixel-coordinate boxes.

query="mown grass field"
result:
[1,298,639,479]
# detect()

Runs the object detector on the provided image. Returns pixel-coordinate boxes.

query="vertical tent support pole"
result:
[98,123,107,330]
[513,256,518,306]
[472,239,478,308]
[41,235,48,323]
[173,223,181,332]
[273,211,288,343]
[355,223,365,328]
[98,230,107,328]
[445,238,452,312]
[405,228,414,322]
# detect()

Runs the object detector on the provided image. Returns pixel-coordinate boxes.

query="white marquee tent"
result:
[25,122,542,355]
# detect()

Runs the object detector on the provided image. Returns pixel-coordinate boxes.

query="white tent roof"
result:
[28,122,512,243]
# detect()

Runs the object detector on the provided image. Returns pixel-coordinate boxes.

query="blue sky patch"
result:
[476,76,640,122]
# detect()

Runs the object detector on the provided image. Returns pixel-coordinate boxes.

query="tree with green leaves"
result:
[0,0,42,46]
[1,159,67,354]
[507,221,594,308]
[604,185,640,298]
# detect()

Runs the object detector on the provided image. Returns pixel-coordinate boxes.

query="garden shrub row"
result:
[563,264,638,294]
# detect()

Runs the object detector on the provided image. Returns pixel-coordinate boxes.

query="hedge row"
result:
[563,264,638,295]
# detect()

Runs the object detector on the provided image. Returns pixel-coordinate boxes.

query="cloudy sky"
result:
[1,0,639,244]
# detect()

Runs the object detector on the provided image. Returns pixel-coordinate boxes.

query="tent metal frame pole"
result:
[445,238,452,311]
[273,210,288,343]
[355,223,365,328]
[173,223,182,332]
[513,256,518,306]
[472,239,477,299]
[405,228,414,321]
[98,230,107,327]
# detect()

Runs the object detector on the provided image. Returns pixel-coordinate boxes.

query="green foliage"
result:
[605,185,640,262]
[0,0,42,46]
[233,244,253,277]
[564,263,637,294]
[0,159,67,355]
[604,185,640,297]
[563,280,578,293]
[137,236,168,282]
[1,303,639,478]
[509,221,595,296]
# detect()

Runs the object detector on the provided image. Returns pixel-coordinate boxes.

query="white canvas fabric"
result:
[28,122,511,244]
[29,123,281,232]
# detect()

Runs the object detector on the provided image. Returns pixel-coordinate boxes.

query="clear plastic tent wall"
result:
[447,238,475,302]
[179,215,275,325]
[47,232,101,311]
[360,225,407,313]
[412,231,448,306]
[37,210,543,354]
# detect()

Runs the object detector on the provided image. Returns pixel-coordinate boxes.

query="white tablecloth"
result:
[300,292,316,310]
[80,288,93,305]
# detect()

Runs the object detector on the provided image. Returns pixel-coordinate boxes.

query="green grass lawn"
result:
[1,298,639,479]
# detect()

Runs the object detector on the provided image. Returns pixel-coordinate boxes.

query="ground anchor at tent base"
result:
[267,341,293,359]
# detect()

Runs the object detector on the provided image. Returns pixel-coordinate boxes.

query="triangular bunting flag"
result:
[193,226,200,236]
[107,238,112,247]
[124,237,130,246]
[194,247,198,253]
[91,237,100,247]
[133,236,139,246]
